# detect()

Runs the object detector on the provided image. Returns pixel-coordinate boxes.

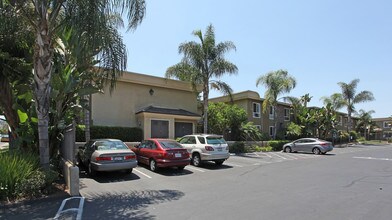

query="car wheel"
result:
[312,147,321,155]
[149,159,158,172]
[127,168,133,173]
[284,146,292,153]
[215,160,224,165]
[88,162,96,177]
[192,153,201,167]
[178,166,185,170]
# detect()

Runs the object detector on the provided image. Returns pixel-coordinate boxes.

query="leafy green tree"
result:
[0,4,35,148]
[207,102,247,140]
[166,24,238,134]
[335,79,374,132]
[256,69,296,139]
[355,109,375,140]
[5,0,146,168]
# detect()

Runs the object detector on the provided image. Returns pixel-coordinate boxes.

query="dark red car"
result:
[131,139,190,172]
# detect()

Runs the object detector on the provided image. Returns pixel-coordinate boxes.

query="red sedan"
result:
[131,139,190,172]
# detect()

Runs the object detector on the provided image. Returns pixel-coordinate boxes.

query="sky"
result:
[120,0,391,118]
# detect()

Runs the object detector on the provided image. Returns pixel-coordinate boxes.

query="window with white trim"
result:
[253,102,261,118]
[255,125,262,131]
[284,108,290,121]
[269,106,274,120]
[384,121,392,128]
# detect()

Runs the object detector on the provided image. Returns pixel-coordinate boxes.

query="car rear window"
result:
[96,141,128,150]
[206,137,226,144]
[159,140,183,149]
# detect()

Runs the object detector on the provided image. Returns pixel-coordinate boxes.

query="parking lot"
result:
[74,144,392,219]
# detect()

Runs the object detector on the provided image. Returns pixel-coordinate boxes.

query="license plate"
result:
[113,156,123,161]
[175,153,182,158]
[217,147,222,151]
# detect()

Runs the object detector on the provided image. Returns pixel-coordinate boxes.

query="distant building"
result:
[372,118,392,140]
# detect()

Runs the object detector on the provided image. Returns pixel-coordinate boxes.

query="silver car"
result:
[283,138,333,154]
[77,139,138,176]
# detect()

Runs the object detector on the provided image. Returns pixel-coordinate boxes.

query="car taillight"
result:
[125,155,136,160]
[96,156,112,161]
[205,146,214,151]
[320,143,329,146]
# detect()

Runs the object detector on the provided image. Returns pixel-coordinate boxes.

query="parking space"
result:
[79,144,391,183]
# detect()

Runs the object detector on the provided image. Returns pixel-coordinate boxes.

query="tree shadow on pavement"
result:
[82,189,185,219]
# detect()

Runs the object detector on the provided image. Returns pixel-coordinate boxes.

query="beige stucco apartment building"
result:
[91,71,201,139]
[372,117,392,140]
[209,90,292,137]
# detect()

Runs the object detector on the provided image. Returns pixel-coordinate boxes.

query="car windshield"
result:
[158,140,183,149]
[95,140,128,151]
[206,136,226,144]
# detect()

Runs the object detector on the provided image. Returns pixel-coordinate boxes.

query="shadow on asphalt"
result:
[196,162,233,170]
[136,164,194,176]
[79,166,141,183]
[82,189,185,219]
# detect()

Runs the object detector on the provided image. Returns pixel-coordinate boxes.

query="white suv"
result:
[178,134,230,166]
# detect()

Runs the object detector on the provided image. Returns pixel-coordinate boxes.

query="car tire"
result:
[127,168,133,173]
[284,146,292,153]
[88,162,96,177]
[312,147,321,155]
[215,160,224,165]
[178,166,185,170]
[192,153,202,167]
[149,159,158,172]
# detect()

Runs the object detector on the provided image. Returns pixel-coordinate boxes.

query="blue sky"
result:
[121,0,391,118]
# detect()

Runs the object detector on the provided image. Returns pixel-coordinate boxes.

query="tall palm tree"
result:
[6,0,146,168]
[256,69,296,139]
[356,109,375,140]
[336,79,374,132]
[166,24,238,133]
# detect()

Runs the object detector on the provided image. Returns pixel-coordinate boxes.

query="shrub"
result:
[0,150,39,200]
[268,140,290,151]
[261,146,273,152]
[0,150,58,201]
[229,141,245,154]
[76,125,143,142]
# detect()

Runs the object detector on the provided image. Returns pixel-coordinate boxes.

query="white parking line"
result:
[225,162,243,167]
[353,156,392,161]
[134,168,152,178]
[258,152,273,158]
[186,166,206,172]
[269,152,290,160]
[54,197,84,220]
[281,153,298,160]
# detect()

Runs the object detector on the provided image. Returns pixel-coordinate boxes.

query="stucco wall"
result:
[91,72,199,128]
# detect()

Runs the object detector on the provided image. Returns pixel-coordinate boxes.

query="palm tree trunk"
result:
[273,105,277,139]
[34,10,53,169]
[84,94,91,142]
[203,82,209,134]
[0,78,19,148]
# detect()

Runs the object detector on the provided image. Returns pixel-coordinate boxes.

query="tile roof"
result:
[136,106,200,117]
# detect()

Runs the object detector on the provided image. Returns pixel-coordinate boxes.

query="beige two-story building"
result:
[209,90,292,137]
[372,118,392,140]
[91,71,201,139]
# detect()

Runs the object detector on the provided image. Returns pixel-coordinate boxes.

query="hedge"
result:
[76,125,143,142]
[267,140,290,151]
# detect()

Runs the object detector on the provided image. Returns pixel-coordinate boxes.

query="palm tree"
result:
[256,69,296,139]
[336,79,374,132]
[166,24,238,133]
[320,93,345,111]
[356,109,375,140]
[6,0,146,168]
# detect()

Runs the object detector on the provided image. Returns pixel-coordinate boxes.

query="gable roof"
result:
[136,106,200,117]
